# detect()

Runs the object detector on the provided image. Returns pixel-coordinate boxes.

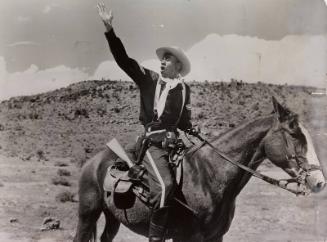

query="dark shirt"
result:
[105,30,192,131]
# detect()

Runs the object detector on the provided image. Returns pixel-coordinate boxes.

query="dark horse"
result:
[74,98,326,242]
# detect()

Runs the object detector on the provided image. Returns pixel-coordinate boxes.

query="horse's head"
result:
[262,97,326,193]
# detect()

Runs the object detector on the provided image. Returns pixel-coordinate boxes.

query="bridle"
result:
[187,128,321,196]
[278,126,321,191]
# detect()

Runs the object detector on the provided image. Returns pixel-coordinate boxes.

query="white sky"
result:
[0,0,326,99]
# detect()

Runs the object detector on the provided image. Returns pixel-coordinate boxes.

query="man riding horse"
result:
[97,3,199,241]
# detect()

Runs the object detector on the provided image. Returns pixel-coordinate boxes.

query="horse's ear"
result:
[272,96,291,122]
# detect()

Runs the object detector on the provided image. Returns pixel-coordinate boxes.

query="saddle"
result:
[103,139,185,209]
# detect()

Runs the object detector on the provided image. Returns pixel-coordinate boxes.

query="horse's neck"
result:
[187,115,274,199]
[214,115,274,196]
[212,115,274,162]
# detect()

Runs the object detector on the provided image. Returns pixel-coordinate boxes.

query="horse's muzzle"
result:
[306,170,326,193]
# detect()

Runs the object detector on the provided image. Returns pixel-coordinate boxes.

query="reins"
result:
[187,133,310,196]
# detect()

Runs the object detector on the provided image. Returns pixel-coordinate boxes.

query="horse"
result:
[73,97,326,242]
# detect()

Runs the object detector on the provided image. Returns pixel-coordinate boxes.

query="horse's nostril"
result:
[317,182,326,189]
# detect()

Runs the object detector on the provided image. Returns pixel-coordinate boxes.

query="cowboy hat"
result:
[156,46,191,77]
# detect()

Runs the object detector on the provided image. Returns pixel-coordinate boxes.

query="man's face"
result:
[160,53,182,79]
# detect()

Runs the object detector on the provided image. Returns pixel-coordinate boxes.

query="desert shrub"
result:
[41,217,60,231]
[196,111,205,119]
[97,107,106,117]
[251,103,259,111]
[79,89,89,97]
[55,190,76,203]
[36,149,47,161]
[238,100,245,106]
[104,93,110,100]
[195,102,205,108]
[57,169,71,177]
[113,107,121,113]
[97,90,104,98]
[16,114,26,120]
[51,176,71,186]
[22,154,33,161]
[112,91,120,101]
[84,147,93,154]
[74,108,89,118]
[8,101,23,109]
[54,161,69,167]
[29,112,39,120]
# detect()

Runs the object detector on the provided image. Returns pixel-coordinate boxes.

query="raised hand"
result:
[97,3,114,31]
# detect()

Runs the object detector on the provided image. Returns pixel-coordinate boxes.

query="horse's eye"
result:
[289,120,298,130]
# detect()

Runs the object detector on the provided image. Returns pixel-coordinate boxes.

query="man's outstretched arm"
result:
[97,3,147,86]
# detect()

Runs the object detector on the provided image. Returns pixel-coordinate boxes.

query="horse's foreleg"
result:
[100,209,121,242]
[74,161,103,242]
[74,192,102,242]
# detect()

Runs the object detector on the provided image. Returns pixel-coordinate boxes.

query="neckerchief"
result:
[154,76,183,118]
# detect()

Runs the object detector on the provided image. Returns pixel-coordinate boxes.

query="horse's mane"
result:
[211,114,275,143]
[185,115,275,161]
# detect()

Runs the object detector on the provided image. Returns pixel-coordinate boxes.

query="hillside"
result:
[0,79,321,163]
[0,79,326,242]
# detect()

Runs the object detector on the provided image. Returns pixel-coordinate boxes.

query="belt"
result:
[145,129,167,136]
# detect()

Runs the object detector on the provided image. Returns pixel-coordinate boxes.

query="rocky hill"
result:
[0,79,322,164]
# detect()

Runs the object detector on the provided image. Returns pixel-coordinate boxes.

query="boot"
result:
[149,206,170,242]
